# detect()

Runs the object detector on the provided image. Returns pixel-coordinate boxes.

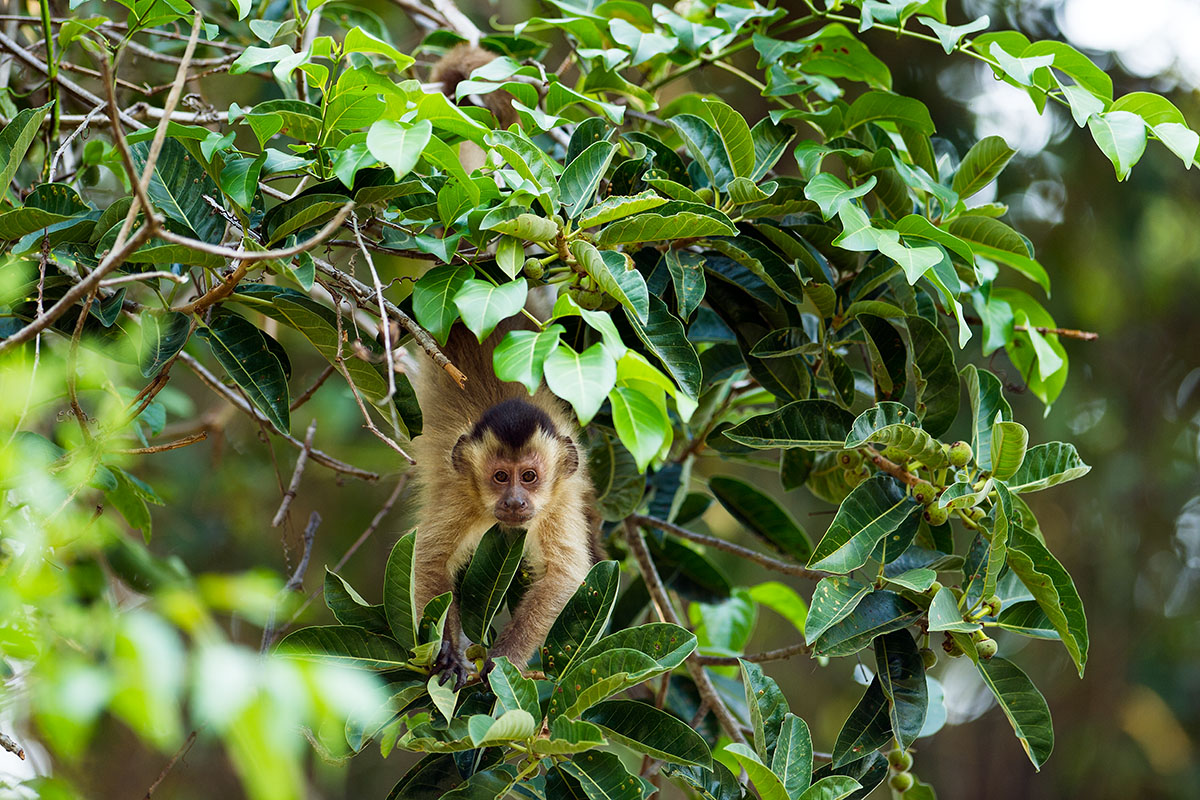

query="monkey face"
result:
[483,451,545,526]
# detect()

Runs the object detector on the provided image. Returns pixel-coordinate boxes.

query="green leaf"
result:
[811,590,922,657]
[560,140,617,218]
[926,587,980,633]
[582,700,712,768]
[382,533,417,652]
[661,763,742,800]
[219,152,266,210]
[963,365,1012,472]
[578,622,695,670]
[917,14,990,54]
[740,659,788,761]
[670,114,734,189]
[596,209,737,247]
[0,103,51,193]
[804,576,872,645]
[586,428,646,522]
[277,626,409,670]
[324,570,388,633]
[367,119,432,181]
[343,26,415,71]
[1087,110,1147,181]
[453,278,528,342]
[1006,527,1088,676]
[873,631,927,748]
[533,717,607,756]
[771,714,814,798]
[544,343,618,425]
[468,709,538,746]
[486,130,562,214]
[196,312,290,432]
[842,91,935,136]
[808,476,921,574]
[750,117,795,181]
[831,677,891,767]
[571,241,649,322]
[723,400,855,450]
[844,402,948,468]
[483,211,560,243]
[493,325,564,396]
[725,744,789,800]
[952,135,1017,199]
[1006,442,1091,493]
[608,386,669,472]
[975,656,1054,770]
[945,215,1050,295]
[906,315,958,438]
[665,250,706,320]
[263,194,346,246]
[577,191,667,228]
[132,139,225,244]
[412,265,472,345]
[488,656,541,716]
[989,421,1028,480]
[550,648,661,720]
[543,561,620,677]
[460,528,526,646]
[709,476,813,562]
[797,776,862,800]
[804,173,877,220]
[986,41,1053,87]
[139,311,190,378]
[623,295,703,401]
[559,750,651,800]
[703,98,756,179]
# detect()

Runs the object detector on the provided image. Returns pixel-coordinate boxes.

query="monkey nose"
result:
[502,497,527,511]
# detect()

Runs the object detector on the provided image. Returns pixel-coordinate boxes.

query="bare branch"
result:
[290,364,335,411]
[694,642,809,666]
[630,514,830,581]
[272,420,316,527]
[623,518,747,745]
[179,352,379,481]
[143,730,197,798]
[0,731,25,760]
[113,432,208,455]
[99,270,189,287]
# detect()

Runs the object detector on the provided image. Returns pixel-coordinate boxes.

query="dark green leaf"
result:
[709,476,813,561]
[1006,442,1091,493]
[460,528,526,646]
[1005,526,1088,676]
[808,476,921,574]
[543,560,620,677]
[740,659,789,761]
[963,365,1012,472]
[843,402,948,468]
[805,576,872,645]
[873,631,927,748]
[383,534,417,651]
[906,315,958,438]
[811,590,922,657]
[325,569,389,634]
[139,311,190,378]
[560,140,617,218]
[772,713,814,798]
[582,700,712,767]
[975,656,1054,770]
[622,295,702,400]
[559,750,651,800]
[277,626,409,670]
[724,400,855,450]
[196,312,290,432]
[670,114,734,189]
[832,677,891,768]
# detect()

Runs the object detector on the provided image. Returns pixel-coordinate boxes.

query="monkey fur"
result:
[410,317,602,689]
[432,44,518,130]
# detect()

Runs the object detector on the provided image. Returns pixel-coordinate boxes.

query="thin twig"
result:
[623,518,747,745]
[959,314,1098,341]
[0,731,24,760]
[630,514,830,581]
[48,103,105,181]
[143,729,197,798]
[334,339,416,464]
[113,432,208,454]
[262,511,321,651]
[313,256,467,388]
[272,420,316,527]
[99,271,189,287]
[179,352,379,481]
[694,642,810,666]
[289,364,335,410]
[863,450,923,488]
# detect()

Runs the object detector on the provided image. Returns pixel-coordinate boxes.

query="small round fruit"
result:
[567,284,604,310]
[947,441,973,467]
[838,450,862,469]
[928,580,943,595]
[967,506,986,522]
[912,482,937,506]
[985,594,1003,615]
[888,749,914,771]
[844,465,869,488]
[920,647,938,669]
[923,504,949,526]
[522,258,545,280]
[889,772,914,792]
[942,634,964,657]
[975,637,999,659]
[696,187,714,203]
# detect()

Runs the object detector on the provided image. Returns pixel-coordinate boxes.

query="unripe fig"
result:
[920,647,938,669]
[912,481,937,506]
[985,594,1003,615]
[888,749,913,771]
[522,258,545,280]
[844,465,869,488]
[838,450,862,469]
[967,506,986,522]
[970,628,988,642]
[889,772,914,792]
[696,187,714,203]
[928,580,943,595]
[567,283,604,310]
[975,637,998,659]
[947,441,973,467]
[923,504,949,526]
[942,634,964,657]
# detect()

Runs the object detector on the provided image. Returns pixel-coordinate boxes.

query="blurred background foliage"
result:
[1,0,1198,798]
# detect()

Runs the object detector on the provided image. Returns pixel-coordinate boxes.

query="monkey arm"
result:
[489,511,593,668]
[414,517,484,690]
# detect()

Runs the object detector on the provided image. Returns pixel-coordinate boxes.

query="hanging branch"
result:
[623,518,748,745]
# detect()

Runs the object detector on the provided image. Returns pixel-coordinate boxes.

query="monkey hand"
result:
[434,639,472,691]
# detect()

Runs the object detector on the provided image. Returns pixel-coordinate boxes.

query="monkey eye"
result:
[521,470,537,483]
[493,470,509,483]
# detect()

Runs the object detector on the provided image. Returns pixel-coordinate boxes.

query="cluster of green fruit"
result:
[887,747,918,796]
[939,592,1003,660]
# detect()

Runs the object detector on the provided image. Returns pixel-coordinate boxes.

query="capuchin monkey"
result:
[410,318,602,689]
[432,44,518,173]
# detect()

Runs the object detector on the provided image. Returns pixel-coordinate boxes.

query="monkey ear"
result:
[451,435,470,473]
[558,435,579,478]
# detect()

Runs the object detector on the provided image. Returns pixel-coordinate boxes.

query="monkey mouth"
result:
[495,510,534,526]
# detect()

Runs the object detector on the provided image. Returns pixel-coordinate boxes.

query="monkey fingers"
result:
[479,656,497,684]
[434,639,472,691]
